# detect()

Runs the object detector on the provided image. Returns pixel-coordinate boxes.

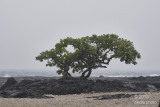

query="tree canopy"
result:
[36,34,141,78]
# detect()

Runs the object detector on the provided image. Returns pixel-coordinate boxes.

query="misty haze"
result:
[0,1,160,107]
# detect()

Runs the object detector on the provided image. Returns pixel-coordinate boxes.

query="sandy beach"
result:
[0,92,159,107]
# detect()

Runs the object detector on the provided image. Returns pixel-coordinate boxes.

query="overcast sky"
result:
[0,0,160,72]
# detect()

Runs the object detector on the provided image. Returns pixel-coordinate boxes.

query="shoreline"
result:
[0,76,160,91]
[0,75,160,84]
[0,76,159,106]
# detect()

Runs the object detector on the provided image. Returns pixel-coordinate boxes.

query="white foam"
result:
[108,75,128,77]
[3,74,11,77]
[149,74,159,77]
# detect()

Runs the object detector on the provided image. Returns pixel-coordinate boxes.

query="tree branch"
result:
[84,69,92,78]
[106,56,114,65]
[96,55,114,65]
[93,65,107,68]
[105,49,111,54]
[80,68,89,78]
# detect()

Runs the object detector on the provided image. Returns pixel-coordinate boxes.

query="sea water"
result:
[0,70,159,77]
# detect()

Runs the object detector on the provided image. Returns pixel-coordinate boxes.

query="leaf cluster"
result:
[36,34,141,78]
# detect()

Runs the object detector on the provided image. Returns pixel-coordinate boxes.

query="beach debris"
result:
[86,94,137,100]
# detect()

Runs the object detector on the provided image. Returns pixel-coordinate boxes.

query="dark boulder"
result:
[48,78,94,95]
[0,90,27,98]
[99,75,104,78]
[132,82,149,91]
[93,79,125,92]
[0,77,17,90]
[151,83,160,89]
[87,94,136,100]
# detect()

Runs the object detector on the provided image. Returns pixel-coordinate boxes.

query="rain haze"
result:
[0,0,160,76]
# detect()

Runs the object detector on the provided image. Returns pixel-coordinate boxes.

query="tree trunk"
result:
[84,69,92,79]
[81,68,92,79]
[80,68,89,78]
[64,65,72,78]
[66,72,72,77]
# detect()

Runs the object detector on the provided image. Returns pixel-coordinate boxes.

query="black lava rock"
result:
[0,77,17,90]
[0,77,159,98]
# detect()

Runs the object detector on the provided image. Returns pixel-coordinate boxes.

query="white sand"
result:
[0,92,159,107]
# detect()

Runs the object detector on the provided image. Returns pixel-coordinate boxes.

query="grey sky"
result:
[0,0,160,71]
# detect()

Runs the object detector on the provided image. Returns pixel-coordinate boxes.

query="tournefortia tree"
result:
[36,34,141,78]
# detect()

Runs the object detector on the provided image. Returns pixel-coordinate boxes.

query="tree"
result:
[36,34,141,78]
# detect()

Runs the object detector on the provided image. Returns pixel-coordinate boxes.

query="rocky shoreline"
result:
[0,76,160,98]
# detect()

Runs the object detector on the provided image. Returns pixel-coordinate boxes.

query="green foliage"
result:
[36,34,141,78]
[61,72,68,78]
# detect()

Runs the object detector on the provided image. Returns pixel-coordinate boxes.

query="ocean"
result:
[0,70,159,77]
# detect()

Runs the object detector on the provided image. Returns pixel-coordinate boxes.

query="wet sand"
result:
[0,92,159,107]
